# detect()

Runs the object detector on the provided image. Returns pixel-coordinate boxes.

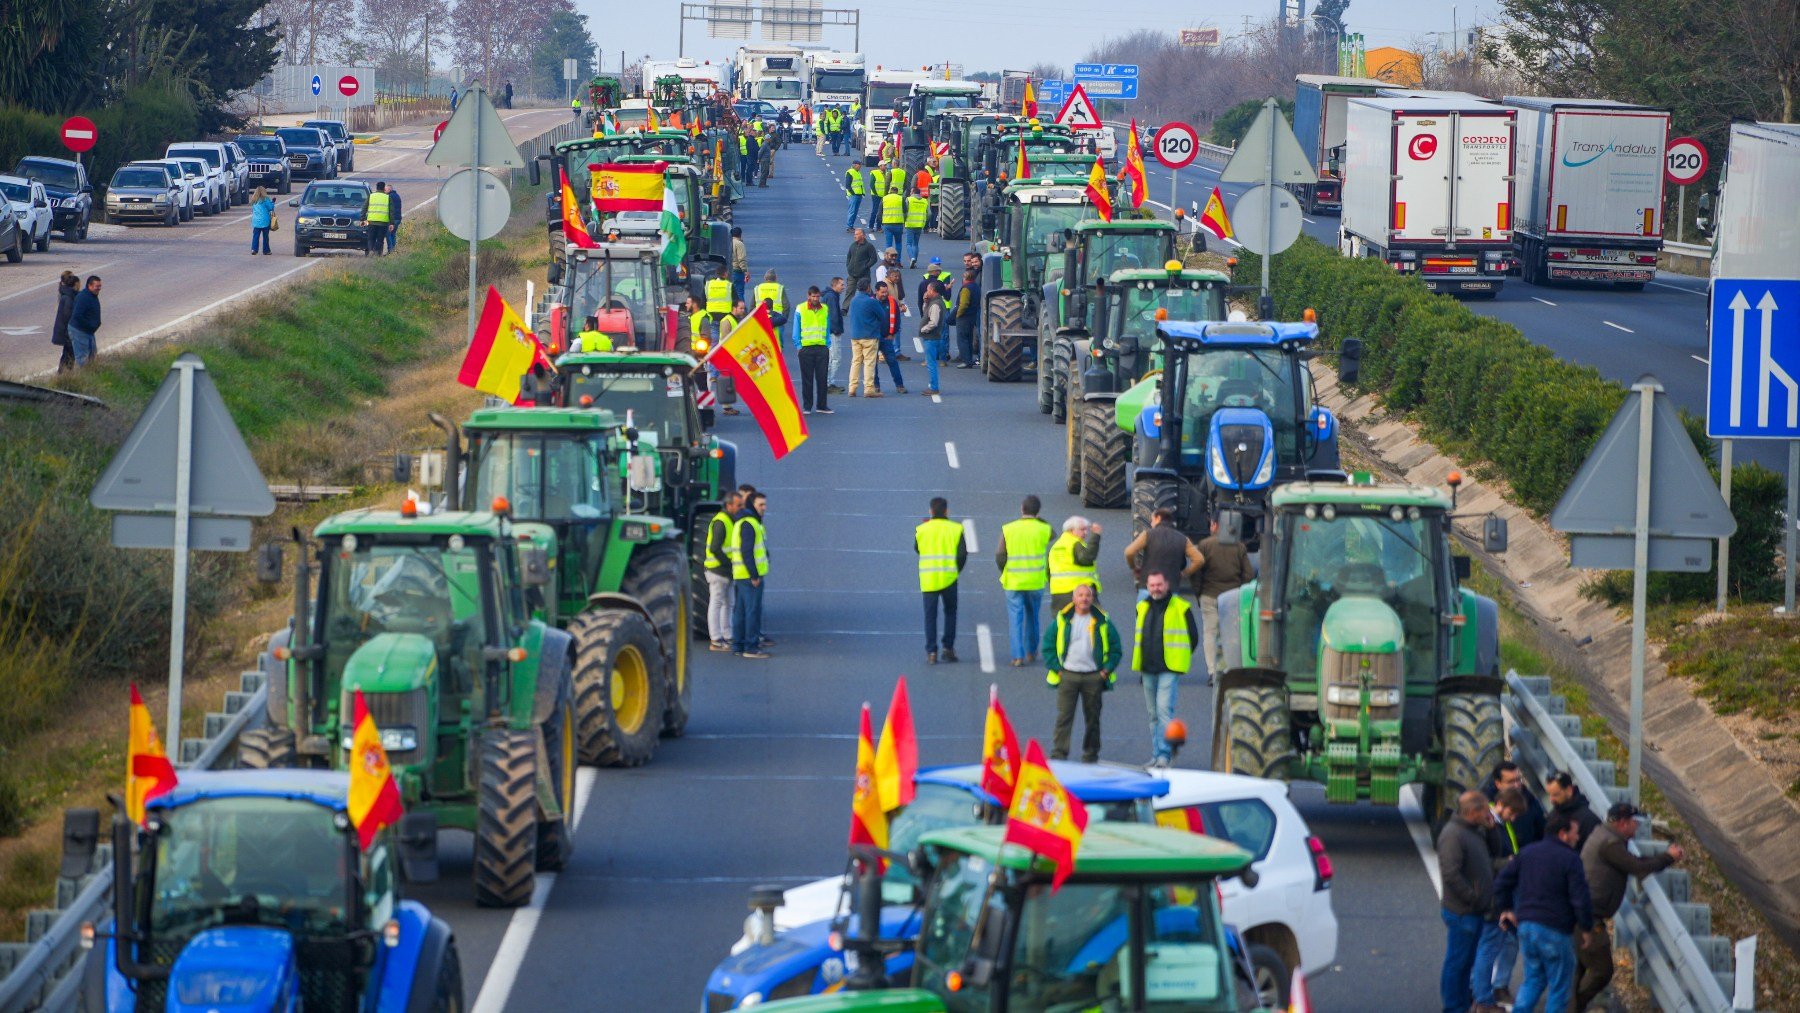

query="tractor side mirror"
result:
[1236,865,1259,889]
[528,159,542,187]
[392,453,414,483]
[396,812,439,883]
[708,221,731,261]
[1216,510,1243,547]
[1337,337,1363,386]
[61,808,100,879]
[255,542,284,583]
[1695,192,1715,237]
[714,374,738,405]
[518,546,552,586]
[1453,555,1473,582]
[1483,516,1509,554]
[699,407,716,429]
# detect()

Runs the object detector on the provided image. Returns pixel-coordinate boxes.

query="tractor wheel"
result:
[237,727,296,769]
[903,146,925,175]
[1079,404,1130,509]
[1433,691,1504,825]
[568,608,666,766]
[983,294,1024,382]
[1049,336,1073,425]
[1065,400,1083,494]
[473,728,537,907]
[936,180,969,240]
[1212,684,1293,779]
[431,944,465,1012]
[622,542,692,738]
[1037,349,1055,413]
[687,507,721,643]
[1130,475,1179,543]
[534,692,577,872]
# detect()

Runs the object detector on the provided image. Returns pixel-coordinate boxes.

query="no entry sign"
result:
[61,116,98,154]
[338,75,360,97]
[435,120,449,143]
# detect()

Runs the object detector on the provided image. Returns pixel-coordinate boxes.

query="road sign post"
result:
[1219,99,1317,316]
[1665,138,1707,246]
[1153,122,1198,230]
[426,83,525,341]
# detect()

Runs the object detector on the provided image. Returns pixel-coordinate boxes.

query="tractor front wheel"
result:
[622,542,692,738]
[984,295,1024,382]
[237,727,296,769]
[473,729,537,908]
[1431,691,1504,826]
[569,609,667,766]
[1212,684,1293,779]
[936,180,969,240]
[1079,403,1129,508]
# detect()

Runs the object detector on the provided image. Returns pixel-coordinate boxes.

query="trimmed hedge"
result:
[0,75,199,199]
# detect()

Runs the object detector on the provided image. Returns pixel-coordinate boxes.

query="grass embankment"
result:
[0,179,552,939]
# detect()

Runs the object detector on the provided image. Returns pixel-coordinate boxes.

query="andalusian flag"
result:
[873,676,917,812]
[592,161,665,213]
[707,303,808,458]
[126,685,178,825]
[849,703,888,851]
[1199,185,1234,241]
[1003,739,1089,891]
[457,286,550,404]
[659,184,686,267]
[561,167,597,248]
[1085,157,1114,222]
[1121,117,1148,209]
[980,685,1022,808]
[347,689,405,851]
[1022,80,1038,119]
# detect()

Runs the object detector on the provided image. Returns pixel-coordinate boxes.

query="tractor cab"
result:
[1045,220,1179,353]
[543,241,677,354]
[1099,266,1232,371]
[976,178,1099,382]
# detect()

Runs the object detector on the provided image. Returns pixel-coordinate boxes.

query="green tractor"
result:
[926,110,1020,241]
[971,124,1084,241]
[1061,264,1233,510]
[587,76,624,120]
[244,507,578,907]
[1211,475,1510,824]
[1037,219,1179,426]
[976,176,1099,382]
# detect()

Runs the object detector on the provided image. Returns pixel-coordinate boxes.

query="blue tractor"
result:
[76,770,461,1012]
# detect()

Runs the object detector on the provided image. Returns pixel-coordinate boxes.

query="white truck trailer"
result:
[1340,95,1518,298]
[1292,74,1388,214]
[1503,96,1670,289]
[862,68,927,162]
[1703,121,1800,283]
[732,45,807,118]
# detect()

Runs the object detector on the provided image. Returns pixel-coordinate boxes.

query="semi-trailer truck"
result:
[642,58,725,101]
[1503,96,1669,290]
[862,68,927,162]
[1340,96,1518,298]
[1700,121,1800,284]
[806,50,865,109]
[1292,74,1388,214]
[732,45,807,118]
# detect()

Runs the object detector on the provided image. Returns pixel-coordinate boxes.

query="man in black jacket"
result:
[845,229,878,288]
[1438,791,1496,1013]
[68,275,102,367]
[1495,815,1594,1013]
[1481,760,1546,844]
[1544,771,1600,851]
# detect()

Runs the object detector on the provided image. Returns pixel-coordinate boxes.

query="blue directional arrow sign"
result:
[1037,80,1069,107]
[310,74,322,96]
[1707,278,1800,439]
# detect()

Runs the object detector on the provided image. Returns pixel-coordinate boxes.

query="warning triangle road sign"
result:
[1220,99,1319,186]
[1055,82,1103,131]
[427,83,525,169]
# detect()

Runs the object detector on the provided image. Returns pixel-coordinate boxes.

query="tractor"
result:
[1037,219,1179,427]
[536,238,683,356]
[76,771,462,1011]
[977,176,1100,382]
[1211,474,1510,825]
[1060,263,1233,509]
[926,110,1020,241]
[972,123,1083,241]
[243,506,578,908]
[531,145,728,282]
[586,76,624,122]
[1115,321,1358,547]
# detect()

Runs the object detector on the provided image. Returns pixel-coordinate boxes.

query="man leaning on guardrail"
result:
[1576,802,1684,1011]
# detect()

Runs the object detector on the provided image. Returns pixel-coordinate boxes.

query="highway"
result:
[0,106,572,380]
[407,140,1450,1010]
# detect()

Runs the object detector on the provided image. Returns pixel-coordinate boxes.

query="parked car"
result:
[0,175,54,252]
[105,162,181,226]
[302,118,355,172]
[167,140,247,205]
[287,179,373,256]
[234,133,293,194]
[275,126,338,180]
[138,158,202,220]
[175,154,227,214]
[10,155,91,240]
[0,200,24,262]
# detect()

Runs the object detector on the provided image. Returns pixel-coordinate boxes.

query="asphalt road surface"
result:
[0,107,572,380]
[410,140,1451,1012]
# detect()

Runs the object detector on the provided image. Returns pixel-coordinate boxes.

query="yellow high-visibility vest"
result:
[871,171,888,197]
[845,166,865,195]
[754,281,785,313]
[888,167,905,193]
[731,515,769,579]
[366,190,391,223]
[999,517,1052,591]
[797,303,829,346]
[706,511,736,570]
[575,328,612,352]
[1048,531,1101,595]
[1133,595,1195,673]
[689,310,712,345]
[705,277,732,314]
[738,135,748,154]
[916,518,964,592]
[904,195,928,229]
[880,192,904,225]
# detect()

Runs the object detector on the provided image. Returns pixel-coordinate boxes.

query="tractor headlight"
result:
[1209,442,1231,486]
[1326,685,1400,706]
[341,726,418,752]
[1253,447,1275,486]
[740,992,765,1007]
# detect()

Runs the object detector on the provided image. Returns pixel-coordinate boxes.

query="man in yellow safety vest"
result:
[995,495,1053,666]
[915,497,968,664]
[365,183,392,257]
[1135,571,1199,767]
[844,162,865,233]
[575,315,613,353]
[703,490,743,650]
[1048,515,1104,613]
[868,160,888,230]
[879,185,905,255]
[903,187,929,268]
[794,286,834,415]
[731,492,771,658]
[754,269,790,334]
[1043,583,1120,763]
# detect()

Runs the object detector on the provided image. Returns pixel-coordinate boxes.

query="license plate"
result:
[325,231,348,240]
[1461,281,1493,290]
[1447,265,1477,274]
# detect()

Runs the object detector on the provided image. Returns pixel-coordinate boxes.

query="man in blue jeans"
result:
[1437,791,1496,1013]
[994,496,1052,666]
[1495,814,1594,1013]
[731,492,771,659]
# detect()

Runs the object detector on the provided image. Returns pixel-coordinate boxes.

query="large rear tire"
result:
[936,180,969,240]
[1065,400,1083,494]
[534,693,577,872]
[622,542,691,738]
[1212,684,1293,779]
[1037,344,1055,413]
[983,294,1025,381]
[237,727,296,769]
[1433,691,1504,825]
[1079,403,1129,509]
[1049,335,1073,425]
[473,729,537,907]
[568,609,667,766]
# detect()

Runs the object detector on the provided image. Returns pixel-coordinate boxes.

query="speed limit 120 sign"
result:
[1665,136,1708,186]
[1153,122,1199,170]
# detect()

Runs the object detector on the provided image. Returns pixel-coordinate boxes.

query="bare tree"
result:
[358,0,447,92]
[266,0,355,64]
[450,0,540,88]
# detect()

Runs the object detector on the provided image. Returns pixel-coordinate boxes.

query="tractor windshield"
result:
[467,431,609,521]
[566,256,661,347]
[317,539,491,700]
[147,796,353,942]
[1018,203,1095,286]
[1113,285,1227,343]
[1276,511,1442,684]
[562,370,693,446]
[1174,348,1307,465]
[916,855,1235,1012]
[1083,231,1172,282]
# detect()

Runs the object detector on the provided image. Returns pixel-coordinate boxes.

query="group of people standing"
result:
[703,485,776,659]
[49,271,103,371]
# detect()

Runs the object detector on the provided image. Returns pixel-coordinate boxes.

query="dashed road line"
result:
[976,624,996,673]
[944,441,960,468]
[1532,297,1557,307]
[1604,320,1635,333]
[961,518,978,553]
[1692,355,1709,365]
[913,336,924,354]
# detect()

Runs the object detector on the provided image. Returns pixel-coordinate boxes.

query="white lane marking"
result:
[105,260,322,356]
[470,766,597,1013]
[1692,355,1709,365]
[1648,280,1706,295]
[976,624,996,673]
[1604,320,1635,333]
[1302,216,1316,224]
[931,393,942,404]
[913,336,924,354]
[944,441,959,469]
[0,259,122,303]
[1532,297,1557,307]
[1399,785,1442,899]
[961,518,978,553]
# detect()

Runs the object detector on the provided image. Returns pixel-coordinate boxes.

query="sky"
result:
[577,1,1494,77]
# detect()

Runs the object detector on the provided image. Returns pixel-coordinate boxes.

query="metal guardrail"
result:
[1504,671,1750,1011]
[1663,240,1714,261]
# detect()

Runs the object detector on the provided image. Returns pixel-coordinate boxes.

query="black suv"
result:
[302,119,355,172]
[11,155,92,240]
[287,180,373,256]
[234,134,293,193]
[275,126,337,180]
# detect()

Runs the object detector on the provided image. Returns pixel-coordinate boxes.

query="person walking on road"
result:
[1494,815,1595,1013]
[1123,507,1203,602]
[756,269,791,336]
[365,182,392,256]
[794,286,833,415]
[386,186,403,253]
[730,227,749,305]
[1438,791,1498,1013]
[844,163,866,232]
[705,491,743,651]
[249,186,276,256]
[758,137,775,187]
[879,178,905,254]
[915,498,968,664]
[903,185,929,268]
[1049,515,1103,613]
[1544,772,1601,852]
[846,228,878,289]
[1044,583,1119,763]
[68,275,102,368]
[873,280,906,394]
[846,278,883,398]
[996,495,1053,667]
[742,132,760,186]
[826,276,847,393]
[1576,803,1683,1011]
[1133,572,1198,767]
[954,267,981,368]
[1472,788,1529,1010]
[51,270,78,372]
[732,492,771,659]
[1193,514,1254,679]
[868,159,888,230]
[917,280,947,395]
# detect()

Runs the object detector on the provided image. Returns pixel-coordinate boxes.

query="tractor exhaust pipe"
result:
[428,412,463,512]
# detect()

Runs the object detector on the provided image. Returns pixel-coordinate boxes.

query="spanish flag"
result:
[347,689,405,851]
[1085,156,1114,222]
[1199,185,1235,241]
[980,684,1021,808]
[1022,79,1038,119]
[647,106,661,132]
[592,161,666,213]
[1121,118,1148,209]
[849,703,888,851]
[561,167,597,248]
[873,676,917,812]
[457,286,547,405]
[1003,739,1089,891]
[1015,140,1030,181]
[708,304,807,458]
[127,684,178,825]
